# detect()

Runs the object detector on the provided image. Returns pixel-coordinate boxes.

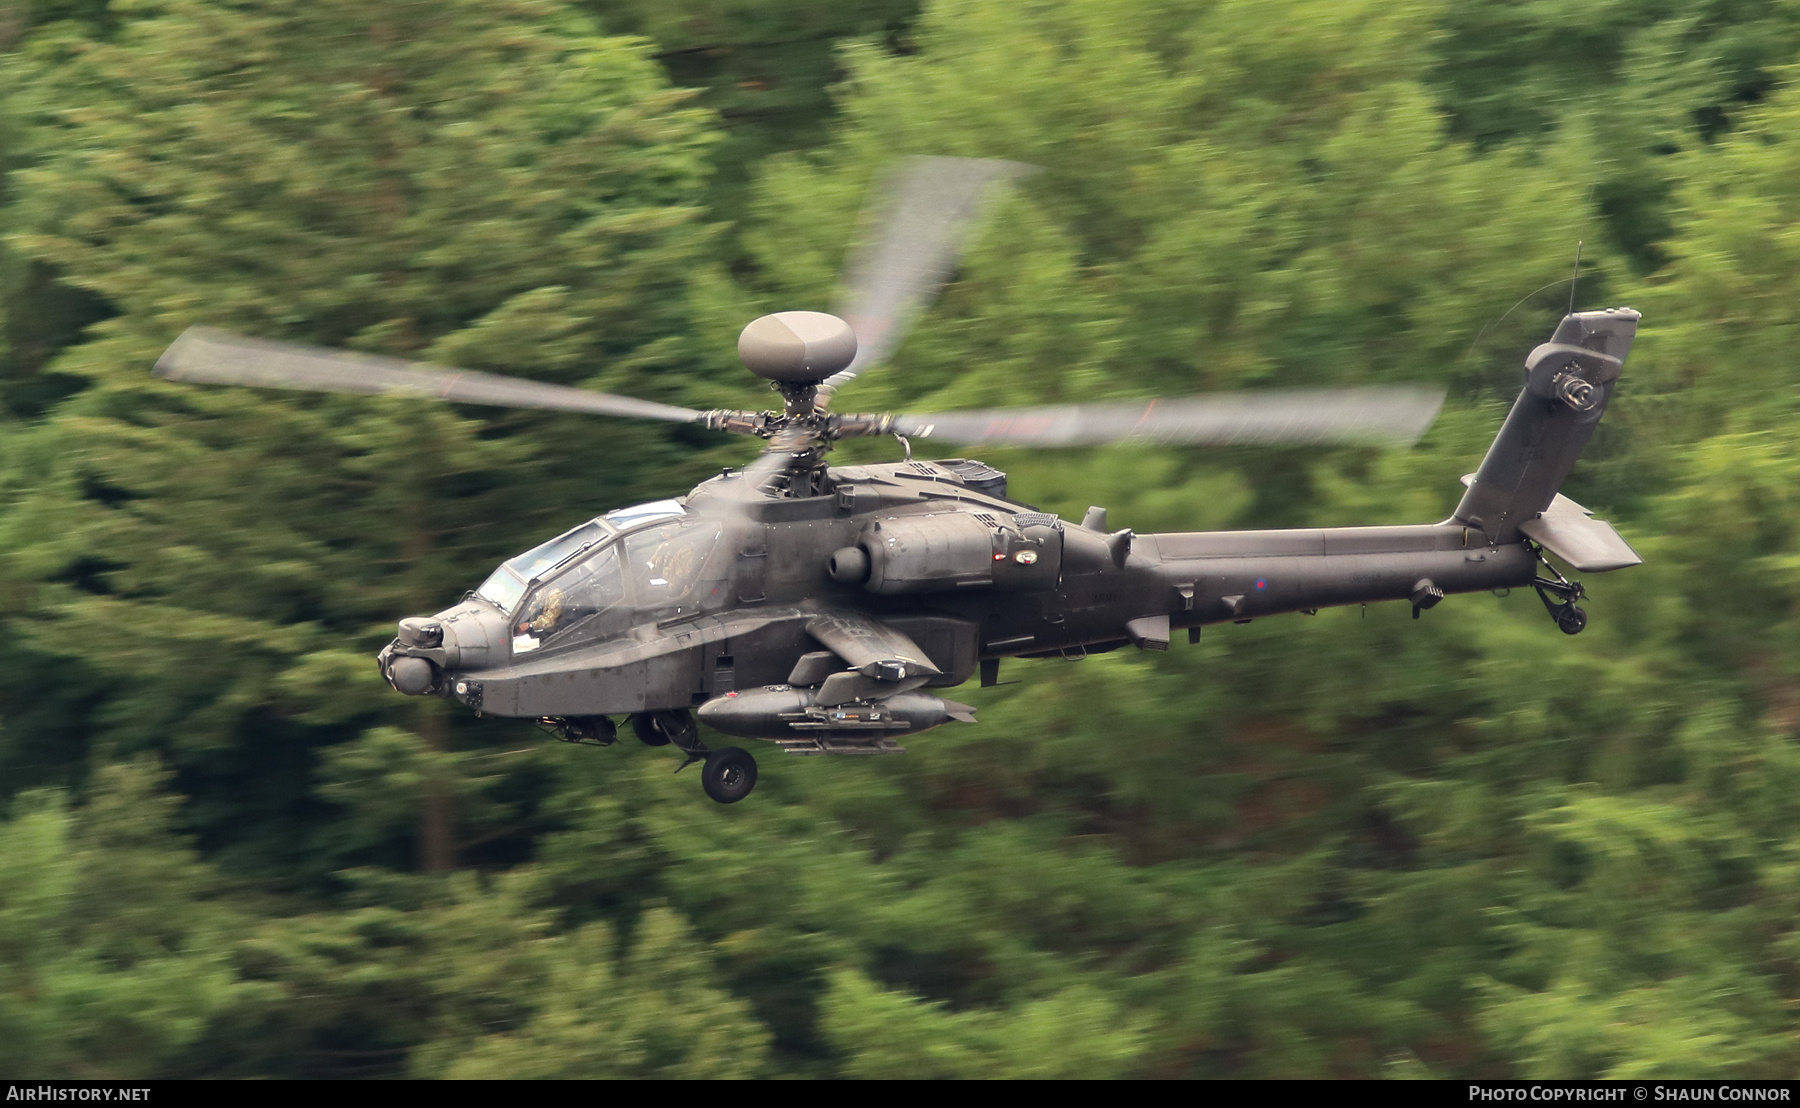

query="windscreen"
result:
[475,566,527,614]
[475,518,611,616]
[512,544,626,654]
[506,519,610,581]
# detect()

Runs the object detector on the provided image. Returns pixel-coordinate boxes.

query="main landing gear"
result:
[642,709,757,804]
[554,709,757,804]
[631,710,694,747]
[700,746,758,803]
[1531,554,1588,636]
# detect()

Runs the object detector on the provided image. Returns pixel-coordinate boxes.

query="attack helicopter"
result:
[154,157,1643,804]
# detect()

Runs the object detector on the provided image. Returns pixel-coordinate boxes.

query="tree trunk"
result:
[416,699,455,874]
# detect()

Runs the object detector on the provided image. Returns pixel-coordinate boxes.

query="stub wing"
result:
[804,611,943,682]
[791,612,943,707]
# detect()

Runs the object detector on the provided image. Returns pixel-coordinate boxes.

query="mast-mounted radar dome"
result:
[737,311,857,384]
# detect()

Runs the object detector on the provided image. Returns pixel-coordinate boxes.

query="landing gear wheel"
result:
[701,746,757,804]
[1556,605,1588,636]
[630,713,670,746]
[631,710,697,748]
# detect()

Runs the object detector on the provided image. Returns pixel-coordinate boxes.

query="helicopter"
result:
[154,157,1643,804]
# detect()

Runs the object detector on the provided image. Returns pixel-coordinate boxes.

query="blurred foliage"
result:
[1,0,1799,1081]
[589,0,919,233]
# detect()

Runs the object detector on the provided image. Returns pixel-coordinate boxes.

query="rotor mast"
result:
[723,310,900,495]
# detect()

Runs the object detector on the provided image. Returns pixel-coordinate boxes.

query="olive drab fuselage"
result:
[377,308,1644,768]
[376,457,1539,723]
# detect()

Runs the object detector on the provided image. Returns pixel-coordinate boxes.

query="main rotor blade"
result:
[890,388,1447,448]
[822,157,1034,396]
[155,327,703,423]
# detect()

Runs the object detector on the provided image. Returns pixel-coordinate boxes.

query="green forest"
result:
[4,0,1800,1079]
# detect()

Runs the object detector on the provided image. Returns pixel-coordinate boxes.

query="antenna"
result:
[1459,192,1596,372]
[1568,240,1583,315]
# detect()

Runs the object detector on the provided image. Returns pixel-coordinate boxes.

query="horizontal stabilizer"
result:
[1518,493,1643,573]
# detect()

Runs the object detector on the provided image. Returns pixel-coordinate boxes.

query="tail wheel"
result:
[632,709,697,748]
[1556,605,1588,636]
[701,746,758,804]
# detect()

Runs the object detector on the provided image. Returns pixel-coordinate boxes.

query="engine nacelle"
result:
[838,512,1061,595]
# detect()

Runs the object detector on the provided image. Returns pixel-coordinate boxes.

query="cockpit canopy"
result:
[476,518,611,614]
[474,500,688,615]
[474,500,719,657]
[602,498,685,530]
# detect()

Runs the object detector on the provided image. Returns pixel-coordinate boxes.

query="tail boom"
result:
[1143,524,1537,631]
[990,309,1642,658]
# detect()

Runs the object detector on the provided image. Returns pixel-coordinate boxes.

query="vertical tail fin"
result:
[1453,308,1639,543]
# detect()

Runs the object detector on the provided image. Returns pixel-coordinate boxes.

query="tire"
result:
[1557,605,1588,636]
[630,713,671,746]
[631,709,698,748]
[701,746,757,804]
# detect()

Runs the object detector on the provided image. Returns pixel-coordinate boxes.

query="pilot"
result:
[521,587,567,636]
[637,533,701,598]
[661,541,702,592]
